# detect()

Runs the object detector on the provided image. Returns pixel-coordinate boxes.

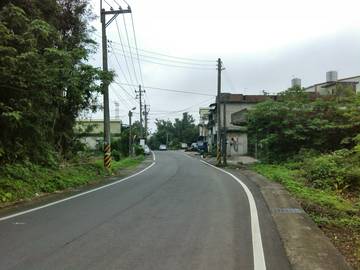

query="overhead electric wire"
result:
[108,50,138,108]
[112,41,214,63]
[149,97,214,116]
[122,0,130,7]
[112,0,121,7]
[130,10,144,86]
[94,33,214,63]
[114,82,138,106]
[110,85,132,110]
[122,14,139,85]
[114,81,215,97]
[103,0,113,9]
[114,18,137,93]
[110,46,215,67]
[109,43,131,86]
[94,32,215,64]
[110,54,215,70]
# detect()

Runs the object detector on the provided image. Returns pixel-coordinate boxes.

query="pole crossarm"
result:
[102,8,132,28]
[102,8,131,16]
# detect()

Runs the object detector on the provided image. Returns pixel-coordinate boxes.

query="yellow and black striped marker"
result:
[104,144,111,169]
[216,144,221,165]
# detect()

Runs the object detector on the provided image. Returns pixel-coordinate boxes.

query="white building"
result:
[198,107,210,139]
[75,119,122,149]
[305,71,360,95]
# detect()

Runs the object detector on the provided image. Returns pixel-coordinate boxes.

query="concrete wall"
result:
[219,103,254,129]
[226,132,248,156]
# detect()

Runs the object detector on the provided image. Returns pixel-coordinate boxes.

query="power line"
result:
[103,0,113,9]
[108,43,131,86]
[122,13,139,85]
[122,0,130,7]
[149,97,214,115]
[112,0,121,7]
[110,45,215,67]
[110,85,132,110]
[114,81,215,97]
[114,18,137,92]
[111,53,215,70]
[93,33,214,63]
[114,42,214,63]
[130,11,144,86]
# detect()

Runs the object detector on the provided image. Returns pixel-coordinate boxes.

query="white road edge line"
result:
[199,159,266,270]
[0,156,156,222]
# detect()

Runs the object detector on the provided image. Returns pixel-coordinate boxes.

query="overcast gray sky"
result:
[88,0,360,131]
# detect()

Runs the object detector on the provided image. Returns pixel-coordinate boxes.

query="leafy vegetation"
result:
[148,112,198,149]
[0,1,112,165]
[248,85,360,162]
[0,155,144,205]
[252,164,358,221]
[248,86,360,267]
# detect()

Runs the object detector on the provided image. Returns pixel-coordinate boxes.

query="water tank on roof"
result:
[326,71,338,82]
[291,78,301,88]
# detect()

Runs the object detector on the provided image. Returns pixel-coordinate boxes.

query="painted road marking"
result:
[0,156,156,222]
[200,160,266,270]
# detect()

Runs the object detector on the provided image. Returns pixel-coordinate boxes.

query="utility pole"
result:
[128,110,133,156]
[136,85,145,139]
[222,94,227,166]
[101,1,131,169]
[144,104,150,141]
[216,58,223,165]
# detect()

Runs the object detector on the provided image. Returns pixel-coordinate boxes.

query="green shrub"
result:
[301,149,359,191]
[112,149,121,161]
[134,145,144,156]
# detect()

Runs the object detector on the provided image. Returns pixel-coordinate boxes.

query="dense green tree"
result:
[148,113,198,150]
[248,85,360,162]
[0,1,112,164]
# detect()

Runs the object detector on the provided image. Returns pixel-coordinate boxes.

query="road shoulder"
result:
[191,152,351,270]
[0,155,153,219]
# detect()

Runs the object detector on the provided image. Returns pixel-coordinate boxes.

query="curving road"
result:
[0,151,290,270]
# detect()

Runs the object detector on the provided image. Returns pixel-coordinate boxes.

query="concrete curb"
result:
[236,169,351,270]
[195,153,352,270]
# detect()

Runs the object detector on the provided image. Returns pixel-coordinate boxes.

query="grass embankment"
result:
[0,155,145,206]
[252,163,360,268]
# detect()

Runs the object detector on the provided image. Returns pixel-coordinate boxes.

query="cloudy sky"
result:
[88,0,360,131]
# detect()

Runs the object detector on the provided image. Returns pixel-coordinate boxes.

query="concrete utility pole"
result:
[222,95,227,166]
[101,1,131,169]
[144,104,150,141]
[216,58,223,165]
[128,110,133,156]
[136,85,145,139]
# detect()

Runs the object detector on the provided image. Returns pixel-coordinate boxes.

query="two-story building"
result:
[203,93,277,156]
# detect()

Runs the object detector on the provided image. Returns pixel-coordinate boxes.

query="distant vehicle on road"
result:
[180,143,188,149]
[159,144,167,151]
[143,145,150,155]
[189,142,198,151]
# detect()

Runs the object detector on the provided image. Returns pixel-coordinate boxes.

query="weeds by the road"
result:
[0,155,145,206]
[252,163,360,269]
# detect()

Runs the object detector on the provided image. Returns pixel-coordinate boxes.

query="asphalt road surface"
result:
[0,151,290,270]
